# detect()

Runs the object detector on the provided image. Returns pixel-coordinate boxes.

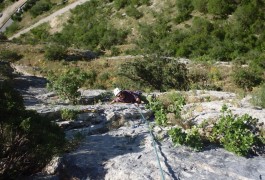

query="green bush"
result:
[5,21,20,36]
[60,109,79,120]
[0,50,23,62]
[114,0,128,10]
[168,126,203,151]
[125,5,143,19]
[29,0,52,17]
[146,92,186,126]
[168,105,264,156]
[207,0,231,17]
[176,0,193,22]
[0,33,7,40]
[47,68,88,104]
[44,44,67,60]
[119,55,189,91]
[232,67,263,91]
[234,3,259,29]
[210,105,263,156]
[251,83,265,108]
[0,82,65,179]
[192,0,207,13]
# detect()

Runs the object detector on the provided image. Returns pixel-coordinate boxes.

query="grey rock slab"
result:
[58,123,265,180]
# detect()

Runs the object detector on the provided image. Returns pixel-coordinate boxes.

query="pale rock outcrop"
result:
[14,74,265,180]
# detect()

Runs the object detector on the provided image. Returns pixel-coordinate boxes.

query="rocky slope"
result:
[13,73,265,180]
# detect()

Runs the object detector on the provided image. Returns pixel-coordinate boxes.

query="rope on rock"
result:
[136,105,166,180]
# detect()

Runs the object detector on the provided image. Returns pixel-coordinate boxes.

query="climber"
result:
[110,88,143,104]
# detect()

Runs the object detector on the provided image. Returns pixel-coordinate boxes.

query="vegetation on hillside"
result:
[148,93,265,156]
[0,81,65,179]
[0,60,65,179]
[5,0,264,92]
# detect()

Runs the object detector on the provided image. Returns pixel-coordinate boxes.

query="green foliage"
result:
[50,0,128,53]
[146,92,186,126]
[28,23,51,44]
[114,0,128,10]
[154,108,168,126]
[192,0,208,13]
[146,96,167,126]
[251,83,265,108]
[166,92,186,119]
[207,0,231,17]
[60,108,78,120]
[176,0,193,22]
[168,126,203,151]
[210,105,262,156]
[29,0,52,17]
[5,21,20,36]
[119,56,189,91]
[168,105,264,156]
[232,67,263,91]
[0,82,65,178]
[0,33,8,40]
[125,5,143,19]
[234,2,259,29]
[44,44,67,60]
[168,127,186,145]
[192,17,213,34]
[113,0,150,10]
[0,50,23,62]
[47,68,88,104]
[0,62,14,81]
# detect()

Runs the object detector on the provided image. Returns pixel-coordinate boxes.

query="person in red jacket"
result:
[111,88,141,104]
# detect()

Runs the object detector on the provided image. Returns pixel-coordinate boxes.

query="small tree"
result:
[119,55,189,91]
[232,67,263,91]
[47,68,88,104]
[44,44,67,61]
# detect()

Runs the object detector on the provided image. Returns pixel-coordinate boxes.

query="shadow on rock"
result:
[13,75,47,90]
[58,133,145,180]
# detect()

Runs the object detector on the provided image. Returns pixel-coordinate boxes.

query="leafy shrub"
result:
[0,50,23,62]
[192,17,213,34]
[192,0,208,13]
[251,83,265,108]
[29,23,51,43]
[47,68,88,104]
[210,105,263,156]
[11,13,22,21]
[0,33,7,40]
[176,0,193,22]
[0,82,65,178]
[168,105,264,155]
[29,0,52,17]
[44,44,67,60]
[114,0,128,10]
[119,56,189,91]
[234,2,258,29]
[60,109,79,120]
[5,21,20,36]
[52,0,128,53]
[125,5,143,19]
[168,126,203,151]
[146,96,167,126]
[164,92,186,119]
[146,92,186,126]
[232,67,263,91]
[188,67,209,89]
[207,0,231,17]
[0,61,14,80]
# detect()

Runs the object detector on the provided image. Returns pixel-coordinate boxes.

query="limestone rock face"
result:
[14,74,265,180]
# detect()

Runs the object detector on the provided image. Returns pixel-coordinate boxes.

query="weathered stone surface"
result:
[14,74,265,180]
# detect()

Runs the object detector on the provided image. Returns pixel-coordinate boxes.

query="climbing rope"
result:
[136,105,166,180]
